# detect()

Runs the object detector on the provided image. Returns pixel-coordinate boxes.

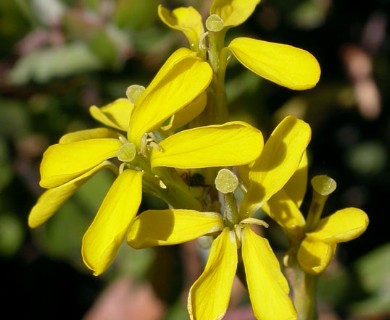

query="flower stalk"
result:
[288,256,318,320]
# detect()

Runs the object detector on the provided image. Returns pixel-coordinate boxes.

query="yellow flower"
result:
[28,47,266,276]
[262,167,369,275]
[29,48,213,275]
[158,0,321,90]
[128,116,311,320]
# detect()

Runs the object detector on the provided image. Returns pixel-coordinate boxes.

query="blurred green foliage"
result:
[1,0,389,319]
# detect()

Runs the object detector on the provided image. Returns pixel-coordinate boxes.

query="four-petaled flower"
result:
[128,116,311,320]
[29,48,264,275]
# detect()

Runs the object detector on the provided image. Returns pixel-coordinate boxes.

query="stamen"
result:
[118,135,128,144]
[149,141,163,152]
[199,31,209,51]
[118,162,127,174]
[156,176,167,189]
[240,217,269,228]
[234,224,242,248]
[140,132,164,157]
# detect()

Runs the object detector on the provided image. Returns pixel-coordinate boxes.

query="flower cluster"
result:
[29,0,368,319]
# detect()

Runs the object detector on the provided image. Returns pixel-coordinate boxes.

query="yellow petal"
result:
[140,48,196,96]
[28,162,109,228]
[229,37,321,90]
[307,208,369,243]
[237,163,251,190]
[283,151,308,208]
[240,116,310,217]
[262,189,305,237]
[59,128,119,144]
[129,50,212,147]
[298,238,336,274]
[89,98,134,131]
[127,209,224,248]
[151,121,263,169]
[210,0,261,28]
[82,169,143,276]
[242,226,297,319]
[40,139,122,188]
[158,5,204,49]
[161,92,207,131]
[188,228,237,320]
[242,226,296,319]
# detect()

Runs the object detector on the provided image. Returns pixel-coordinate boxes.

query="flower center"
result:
[233,218,269,248]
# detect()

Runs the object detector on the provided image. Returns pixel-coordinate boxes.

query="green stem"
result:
[208,30,228,124]
[286,253,318,320]
[152,167,203,211]
[293,267,318,320]
[192,29,228,126]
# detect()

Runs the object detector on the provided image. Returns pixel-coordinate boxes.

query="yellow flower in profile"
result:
[263,172,369,275]
[128,116,311,320]
[159,0,321,90]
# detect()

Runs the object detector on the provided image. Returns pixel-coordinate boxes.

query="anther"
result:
[140,132,163,157]
[199,31,209,51]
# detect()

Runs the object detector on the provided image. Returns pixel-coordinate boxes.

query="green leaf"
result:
[350,243,390,316]
[0,213,24,257]
[87,30,119,68]
[354,242,390,293]
[0,100,29,138]
[351,291,390,316]
[113,0,157,29]
[7,42,103,84]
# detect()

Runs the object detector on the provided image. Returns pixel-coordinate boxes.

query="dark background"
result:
[1,0,389,319]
